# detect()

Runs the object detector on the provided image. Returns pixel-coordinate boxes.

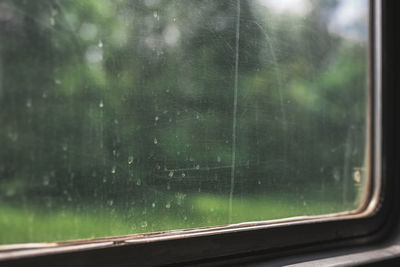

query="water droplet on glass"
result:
[46,199,53,208]
[173,18,176,22]
[181,173,186,178]
[99,100,104,108]
[257,180,261,185]
[128,156,134,165]
[152,202,156,208]
[153,11,158,18]
[168,171,174,177]
[98,40,103,48]
[7,132,18,142]
[111,166,116,174]
[5,188,15,197]
[153,137,158,144]
[42,176,50,186]
[195,164,200,170]
[26,99,32,108]
[136,179,141,186]
[155,116,159,121]
[333,169,340,182]
[165,203,171,209]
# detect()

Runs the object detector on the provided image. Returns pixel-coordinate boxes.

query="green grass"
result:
[194,193,355,224]
[0,193,356,245]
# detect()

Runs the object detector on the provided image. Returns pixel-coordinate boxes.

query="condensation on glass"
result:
[0,0,369,244]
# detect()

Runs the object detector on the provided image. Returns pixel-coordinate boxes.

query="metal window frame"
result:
[1,0,398,266]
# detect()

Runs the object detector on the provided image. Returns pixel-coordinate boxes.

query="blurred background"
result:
[0,0,368,244]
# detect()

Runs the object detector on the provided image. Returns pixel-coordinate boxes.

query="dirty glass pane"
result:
[0,0,369,244]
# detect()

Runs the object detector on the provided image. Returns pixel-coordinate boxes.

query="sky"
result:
[256,0,368,41]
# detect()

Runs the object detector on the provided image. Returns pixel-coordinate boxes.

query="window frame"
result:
[1,0,398,266]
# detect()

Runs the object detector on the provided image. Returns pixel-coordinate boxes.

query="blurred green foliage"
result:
[0,0,368,243]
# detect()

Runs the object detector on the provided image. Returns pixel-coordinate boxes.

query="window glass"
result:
[0,0,369,244]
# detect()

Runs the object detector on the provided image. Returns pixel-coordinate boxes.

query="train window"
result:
[0,0,385,266]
